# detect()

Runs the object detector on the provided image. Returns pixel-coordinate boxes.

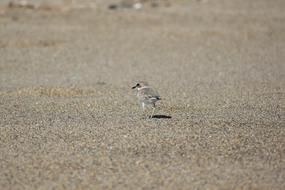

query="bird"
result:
[132,81,161,118]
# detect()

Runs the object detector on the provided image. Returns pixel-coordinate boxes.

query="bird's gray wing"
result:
[139,87,160,100]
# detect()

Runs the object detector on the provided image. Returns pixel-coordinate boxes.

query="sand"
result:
[0,0,284,189]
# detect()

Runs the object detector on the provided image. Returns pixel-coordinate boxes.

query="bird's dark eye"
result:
[137,83,140,86]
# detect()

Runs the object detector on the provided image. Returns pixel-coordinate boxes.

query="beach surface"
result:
[0,0,284,189]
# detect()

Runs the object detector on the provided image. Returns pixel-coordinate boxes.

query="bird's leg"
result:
[141,102,145,111]
[150,103,156,118]
[140,102,147,118]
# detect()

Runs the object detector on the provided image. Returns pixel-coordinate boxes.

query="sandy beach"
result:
[0,0,284,189]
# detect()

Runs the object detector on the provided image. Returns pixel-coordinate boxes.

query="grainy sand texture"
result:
[0,0,284,189]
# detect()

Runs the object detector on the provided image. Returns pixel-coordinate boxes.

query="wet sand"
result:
[0,0,284,189]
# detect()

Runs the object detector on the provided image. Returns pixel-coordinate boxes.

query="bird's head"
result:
[132,81,149,89]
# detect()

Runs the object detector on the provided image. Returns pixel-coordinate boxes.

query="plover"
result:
[132,81,161,118]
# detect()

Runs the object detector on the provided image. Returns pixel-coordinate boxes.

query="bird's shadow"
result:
[151,115,172,119]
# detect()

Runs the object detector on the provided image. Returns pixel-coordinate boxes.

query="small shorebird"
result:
[132,81,161,118]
